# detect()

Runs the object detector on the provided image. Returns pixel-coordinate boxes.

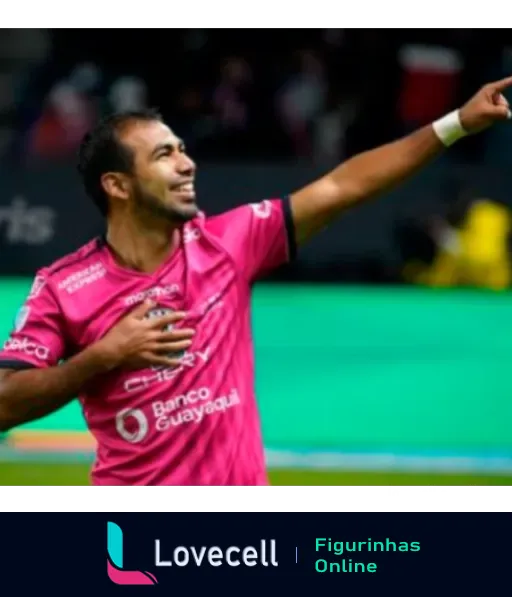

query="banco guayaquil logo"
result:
[107,522,278,585]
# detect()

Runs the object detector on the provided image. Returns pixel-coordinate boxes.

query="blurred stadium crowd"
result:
[1,29,512,163]
[1,29,512,287]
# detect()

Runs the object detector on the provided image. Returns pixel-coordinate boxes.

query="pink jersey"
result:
[0,198,295,485]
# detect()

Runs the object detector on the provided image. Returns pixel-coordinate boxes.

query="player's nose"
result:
[177,152,196,176]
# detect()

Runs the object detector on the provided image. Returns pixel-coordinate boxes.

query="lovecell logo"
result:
[107,522,158,585]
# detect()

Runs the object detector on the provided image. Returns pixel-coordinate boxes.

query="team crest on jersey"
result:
[145,307,175,331]
[145,306,185,369]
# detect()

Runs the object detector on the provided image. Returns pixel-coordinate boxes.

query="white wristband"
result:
[432,110,467,147]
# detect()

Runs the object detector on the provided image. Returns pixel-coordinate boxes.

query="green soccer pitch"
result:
[1,461,511,486]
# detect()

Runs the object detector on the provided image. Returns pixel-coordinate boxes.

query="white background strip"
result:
[384,487,489,504]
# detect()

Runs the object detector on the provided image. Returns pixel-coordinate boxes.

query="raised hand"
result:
[459,76,512,134]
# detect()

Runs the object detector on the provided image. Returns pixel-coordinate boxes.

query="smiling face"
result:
[106,119,198,223]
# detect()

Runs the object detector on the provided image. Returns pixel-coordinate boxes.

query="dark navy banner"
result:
[0,508,512,595]
[1,513,509,595]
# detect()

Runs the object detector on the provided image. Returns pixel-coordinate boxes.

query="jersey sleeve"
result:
[0,272,67,370]
[204,197,297,281]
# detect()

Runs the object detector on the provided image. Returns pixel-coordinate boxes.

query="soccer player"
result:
[0,78,510,485]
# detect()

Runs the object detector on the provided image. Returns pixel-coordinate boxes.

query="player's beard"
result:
[132,181,198,224]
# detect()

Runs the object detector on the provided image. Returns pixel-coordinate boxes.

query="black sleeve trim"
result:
[282,196,297,262]
[0,359,37,370]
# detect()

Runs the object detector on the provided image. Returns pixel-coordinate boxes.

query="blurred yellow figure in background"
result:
[458,199,511,288]
[406,199,511,289]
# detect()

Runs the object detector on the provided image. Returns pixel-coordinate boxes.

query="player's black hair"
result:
[77,108,164,217]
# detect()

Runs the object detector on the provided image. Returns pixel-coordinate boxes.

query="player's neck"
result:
[105,215,180,274]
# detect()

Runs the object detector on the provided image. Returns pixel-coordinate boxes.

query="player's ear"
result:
[101,172,130,201]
